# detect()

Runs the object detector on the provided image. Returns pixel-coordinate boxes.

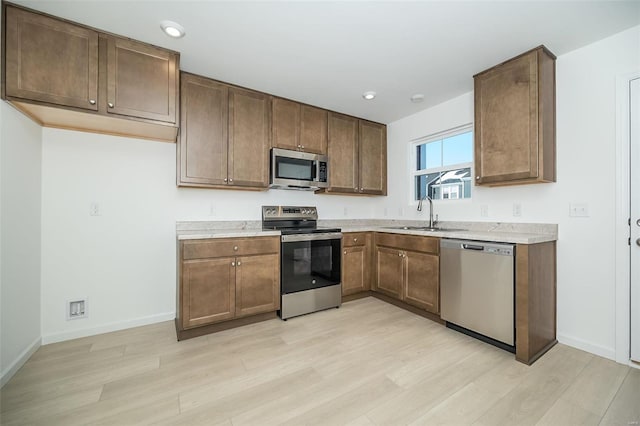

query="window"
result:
[411,126,473,202]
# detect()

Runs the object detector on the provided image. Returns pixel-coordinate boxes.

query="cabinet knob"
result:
[354,238,358,242]
[301,146,305,150]
[229,178,233,183]
[231,261,236,267]
[398,252,402,257]
[476,176,480,180]
[237,261,242,266]
[89,99,96,105]
[108,102,114,108]
[297,144,301,148]
[354,188,358,192]
[224,178,228,182]
[233,246,238,251]
[344,250,347,255]
[359,188,364,192]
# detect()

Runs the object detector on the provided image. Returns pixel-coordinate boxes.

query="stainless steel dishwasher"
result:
[440,239,515,352]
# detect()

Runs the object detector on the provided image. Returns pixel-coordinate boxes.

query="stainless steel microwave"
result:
[270,148,329,190]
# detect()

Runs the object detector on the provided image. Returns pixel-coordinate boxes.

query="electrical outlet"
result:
[89,202,101,216]
[480,204,489,217]
[569,203,589,217]
[513,203,522,217]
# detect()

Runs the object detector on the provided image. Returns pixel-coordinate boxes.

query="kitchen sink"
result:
[383,226,466,232]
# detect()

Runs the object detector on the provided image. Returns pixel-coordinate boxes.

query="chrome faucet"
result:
[417,194,435,228]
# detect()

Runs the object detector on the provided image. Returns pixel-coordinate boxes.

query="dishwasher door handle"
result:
[462,243,485,251]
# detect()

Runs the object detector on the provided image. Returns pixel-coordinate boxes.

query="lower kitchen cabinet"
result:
[404,250,439,312]
[374,233,440,314]
[177,236,280,339]
[374,246,404,299]
[235,253,280,318]
[181,258,236,329]
[341,232,371,296]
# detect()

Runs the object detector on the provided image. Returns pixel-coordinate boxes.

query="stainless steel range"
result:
[262,206,342,320]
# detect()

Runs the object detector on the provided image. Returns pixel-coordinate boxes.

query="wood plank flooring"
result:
[1,297,638,425]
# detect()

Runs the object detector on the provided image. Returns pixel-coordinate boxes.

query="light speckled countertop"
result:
[177,220,557,244]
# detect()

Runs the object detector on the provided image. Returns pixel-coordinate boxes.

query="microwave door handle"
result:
[311,162,317,182]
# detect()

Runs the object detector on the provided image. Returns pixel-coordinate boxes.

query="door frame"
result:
[615,70,640,367]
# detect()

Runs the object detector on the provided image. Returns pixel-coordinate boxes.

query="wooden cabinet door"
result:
[404,250,440,313]
[359,121,387,195]
[474,50,539,184]
[327,113,359,193]
[5,6,98,110]
[272,98,300,151]
[342,246,370,296]
[181,258,235,329]
[375,246,404,299]
[179,73,229,186]
[229,88,271,188]
[106,37,177,123]
[235,254,280,318]
[300,105,327,154]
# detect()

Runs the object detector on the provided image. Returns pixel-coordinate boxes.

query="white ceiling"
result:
[12,1,640,124]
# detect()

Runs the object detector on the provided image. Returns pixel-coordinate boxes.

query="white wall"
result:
[39,129,379,343]
[385,25,640,359]
[1,102,43,386]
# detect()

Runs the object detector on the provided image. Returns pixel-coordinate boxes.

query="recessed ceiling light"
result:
[411,94,425,103]
[160,20,185,38]
[362,91,376,100]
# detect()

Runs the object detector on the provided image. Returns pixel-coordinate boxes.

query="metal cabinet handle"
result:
[108,102,114,108]
[233,246,238,251]
[398,252,402,257]
[343,250,347,255]
[229,178,233,183]
[354,238,358,242]
[301,146,305,150]
[89,99,96,105]
[224,178,228,182]
[476,176,480,180]
[231,261,236,266]
[237,261,241,266]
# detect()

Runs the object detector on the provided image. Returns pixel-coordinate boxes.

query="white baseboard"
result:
[557,333,616,361]
[41,312,175,345]
[1,336,42,388]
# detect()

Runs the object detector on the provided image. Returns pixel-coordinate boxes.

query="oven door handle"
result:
[281,232,342,242]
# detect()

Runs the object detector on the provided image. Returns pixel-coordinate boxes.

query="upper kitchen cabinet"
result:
[106,37,177,123]
[272,98,327,154]
[178,72,270,190]
[2,4,180,142]
[324,113,387,195]
[4,6,99,110]
[474,46,556,186]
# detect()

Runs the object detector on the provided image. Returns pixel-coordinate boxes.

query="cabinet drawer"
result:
[182,236,280,260]
[342,232,368,247]
[375,233,439,254]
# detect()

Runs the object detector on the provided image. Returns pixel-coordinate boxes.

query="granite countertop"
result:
[177,220,557,245]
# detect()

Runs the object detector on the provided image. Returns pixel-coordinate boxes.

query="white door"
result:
[631,77,640,362]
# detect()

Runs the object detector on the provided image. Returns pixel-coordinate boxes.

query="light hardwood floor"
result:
[1,297,638,425]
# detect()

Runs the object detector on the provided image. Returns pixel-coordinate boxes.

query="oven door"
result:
[281,233,342,294]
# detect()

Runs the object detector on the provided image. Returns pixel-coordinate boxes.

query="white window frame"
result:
[409,123,474,205]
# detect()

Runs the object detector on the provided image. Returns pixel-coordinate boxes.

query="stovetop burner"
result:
[262,205,341,234]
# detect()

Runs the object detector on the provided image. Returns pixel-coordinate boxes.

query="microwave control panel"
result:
[318,162,327,182]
